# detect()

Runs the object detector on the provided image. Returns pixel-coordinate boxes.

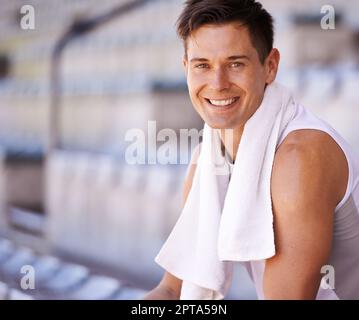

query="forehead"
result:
[186,22,255,59]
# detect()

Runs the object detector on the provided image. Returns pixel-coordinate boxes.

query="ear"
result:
[183,55,188,77]
[265,48,280,84]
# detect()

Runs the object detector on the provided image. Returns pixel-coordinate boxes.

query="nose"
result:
[208,67,231,91]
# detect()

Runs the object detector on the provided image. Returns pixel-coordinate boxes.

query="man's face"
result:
[183,22,279,130]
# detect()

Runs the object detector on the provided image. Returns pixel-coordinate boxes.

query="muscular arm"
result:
[143,143,201,299]
[263,130,348,299]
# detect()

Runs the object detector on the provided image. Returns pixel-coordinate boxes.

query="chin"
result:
[204,120,232,130]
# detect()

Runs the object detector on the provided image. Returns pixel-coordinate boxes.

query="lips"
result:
[204,96,240,110]
[208,97,238,106]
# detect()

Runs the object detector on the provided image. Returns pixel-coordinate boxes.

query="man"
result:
[144,0,359,299]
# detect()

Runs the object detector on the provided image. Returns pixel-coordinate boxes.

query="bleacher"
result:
[0,237,146,300]
[0,0,358,300]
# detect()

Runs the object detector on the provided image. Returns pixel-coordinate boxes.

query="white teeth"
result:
[209,98,237,106]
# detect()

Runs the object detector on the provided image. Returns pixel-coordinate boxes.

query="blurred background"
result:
[0,0,358,300]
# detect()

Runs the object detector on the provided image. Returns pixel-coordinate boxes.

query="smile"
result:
[204,97,240,109]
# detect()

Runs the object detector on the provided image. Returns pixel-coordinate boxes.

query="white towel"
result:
[155,82,298,299]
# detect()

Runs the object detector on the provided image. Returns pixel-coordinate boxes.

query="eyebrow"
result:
[227,55,250,61]
[190,55,250,62]
[190,58,209,63]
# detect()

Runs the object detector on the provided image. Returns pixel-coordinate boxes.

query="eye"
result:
[230,62,244,68]
[194,63,209,69]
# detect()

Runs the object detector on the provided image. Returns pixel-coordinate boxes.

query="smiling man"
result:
[144,0,359,300]
[182,19,276,160]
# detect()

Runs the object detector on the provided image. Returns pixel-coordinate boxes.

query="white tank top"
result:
[221,104,359,300]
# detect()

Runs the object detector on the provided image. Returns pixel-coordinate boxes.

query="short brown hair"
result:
[176,0,274,64]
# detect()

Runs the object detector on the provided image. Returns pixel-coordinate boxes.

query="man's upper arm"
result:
[263,130,348,299]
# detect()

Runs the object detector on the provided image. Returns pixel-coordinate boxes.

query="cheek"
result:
[187,73,205,98]
[241,68,266,91]
[186,78,200,106]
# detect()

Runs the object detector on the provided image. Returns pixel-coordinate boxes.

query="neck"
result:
[219,126,244,163]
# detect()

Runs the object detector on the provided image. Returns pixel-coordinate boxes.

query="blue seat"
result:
[113,286,147,300]
[8,289,33,300]
[68,275,122,300]
[0,246,36,281]
[0,239,16,264]
[31,255,62,288]
[42,263,89,296]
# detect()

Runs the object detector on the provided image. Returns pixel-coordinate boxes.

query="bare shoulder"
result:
[264,129,349,298]
[272,129,349,210]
